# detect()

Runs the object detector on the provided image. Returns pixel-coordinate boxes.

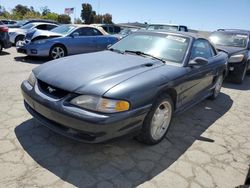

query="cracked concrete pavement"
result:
[0,48,250,188]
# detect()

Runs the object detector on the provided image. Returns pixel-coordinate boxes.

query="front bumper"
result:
[227,62,247,76]
[16,42,50,57]
[21,80,150,143]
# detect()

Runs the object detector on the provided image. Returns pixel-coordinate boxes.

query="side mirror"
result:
[189,57,208,67]
[71,32,79,38]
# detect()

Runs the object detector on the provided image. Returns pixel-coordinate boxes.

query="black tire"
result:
[209,74,223,100]
[136,94,174,145]
[233,64,247,84]
[15,35,25,46]
[49,45,67,60]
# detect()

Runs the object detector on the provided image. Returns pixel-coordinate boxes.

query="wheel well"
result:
[15,35,25,42]
[50,43,68,55]
[223,69,227,78]
[156,88,177,109]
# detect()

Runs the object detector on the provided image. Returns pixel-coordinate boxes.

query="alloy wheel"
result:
[51,46,65,59]
[150,101,172,140]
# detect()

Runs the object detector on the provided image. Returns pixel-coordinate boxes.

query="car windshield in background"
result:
[147,25,178,31]
[20,23,35,29]
[110,33,189,63]
[51,25,76,35]
[13,20,27,27]
[210,33,248,48]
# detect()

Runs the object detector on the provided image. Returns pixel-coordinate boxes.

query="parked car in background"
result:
[21,31,227,144]
[114,28,139,39]
[209,29,250,83]
[9,22,59,45]
[146,24,188,32]
[17,24,118,59]
[0,25,12,53]
[7,19,58,28]
[0,21,4,25]
[92,24,121,34]
[0,19,17,25]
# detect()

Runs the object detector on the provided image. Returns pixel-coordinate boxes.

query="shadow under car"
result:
[15,92,233,188]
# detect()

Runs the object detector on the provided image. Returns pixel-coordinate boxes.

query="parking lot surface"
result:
[0,48,250,188]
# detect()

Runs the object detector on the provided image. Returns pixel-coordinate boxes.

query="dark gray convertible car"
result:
[21,30,228,145]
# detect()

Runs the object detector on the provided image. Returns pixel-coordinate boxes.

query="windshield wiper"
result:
[108,48,124,54]
[124,50,166,63]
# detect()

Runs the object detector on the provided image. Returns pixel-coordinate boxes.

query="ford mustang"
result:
[16,24,118,59]
[21,31,228,145]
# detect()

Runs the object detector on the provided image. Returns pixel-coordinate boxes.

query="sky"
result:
[1,0,250,31]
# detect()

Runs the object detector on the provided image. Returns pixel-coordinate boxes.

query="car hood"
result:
[33,51,164,95]
[215,45,246,56]
[27,29,63,41]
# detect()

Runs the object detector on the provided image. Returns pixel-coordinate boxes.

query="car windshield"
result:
[119,28,138,35]
[110,33,189,63]
[147,25,178,31]
[20,23,35,29]
[51,25,76,35]
[16,20,28,26]
[210,33,249,48]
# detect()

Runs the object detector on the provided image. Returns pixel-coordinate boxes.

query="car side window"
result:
[46,24,57,30]
[74,27,103,36]
[190,39,214,60]
[179,26,187,32]
[36,24,49,30]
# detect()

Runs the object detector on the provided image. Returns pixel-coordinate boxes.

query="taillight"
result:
[0,26,8,32]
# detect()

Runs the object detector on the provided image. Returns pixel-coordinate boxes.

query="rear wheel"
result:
[136,94,173,145]
[233,64,247,84]
[15,35,25,46]
[209,74,223,100]
[49,45,67,60]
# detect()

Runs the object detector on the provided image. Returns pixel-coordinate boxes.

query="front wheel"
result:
[209,74,223,100]
[49,45,67,60]
[136,94,173,145]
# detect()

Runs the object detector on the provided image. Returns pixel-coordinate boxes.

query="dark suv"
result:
[209,29,250,84]
[0,25,11,53]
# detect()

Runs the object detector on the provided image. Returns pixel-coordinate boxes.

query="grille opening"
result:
[37,79,69,99]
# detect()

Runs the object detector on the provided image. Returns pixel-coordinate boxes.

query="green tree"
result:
[23,11,41,19]
[102,13,113,24]
[81,3,95,24]
[58,14,71,24]
[41,6,50,16]
[13,4,30,17]
[94,14,103,23]
[43,12,58,21]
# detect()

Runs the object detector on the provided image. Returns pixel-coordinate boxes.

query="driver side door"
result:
[68,27,98,54]
[180,39,216,106]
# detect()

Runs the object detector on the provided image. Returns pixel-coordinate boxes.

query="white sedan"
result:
[9,22,58,45]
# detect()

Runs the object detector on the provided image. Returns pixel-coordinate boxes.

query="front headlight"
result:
[33,40,47,44]
[70,95,130,113]
[228,54,244,63]
[27,72,36,87]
